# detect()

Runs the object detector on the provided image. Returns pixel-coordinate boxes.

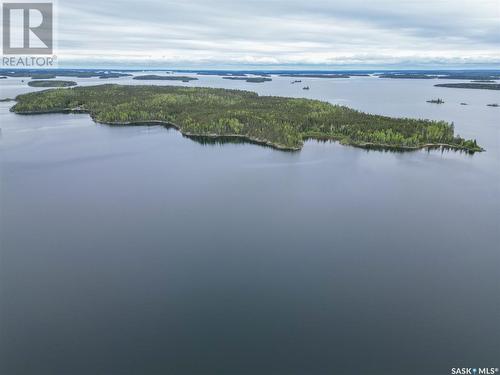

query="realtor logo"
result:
[2,2,53,54]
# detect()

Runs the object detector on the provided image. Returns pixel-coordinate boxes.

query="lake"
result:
[1,73,499,375]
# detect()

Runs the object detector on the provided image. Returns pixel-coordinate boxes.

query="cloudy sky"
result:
[54,0,500,68]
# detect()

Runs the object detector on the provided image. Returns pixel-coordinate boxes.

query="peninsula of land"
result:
[11,84,483,153]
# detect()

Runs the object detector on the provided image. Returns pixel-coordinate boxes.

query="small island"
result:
[11,84,483,153]
[0,98,15,102]
[28,80,77,88]
[133,75,198,82]
[487,103,499,107]
[222,77,272,83]
[434,83,500,90]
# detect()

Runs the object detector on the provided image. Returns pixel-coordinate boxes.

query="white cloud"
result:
[55,0,500,68]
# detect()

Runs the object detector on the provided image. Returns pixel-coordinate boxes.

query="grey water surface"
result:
[1,73,499,375]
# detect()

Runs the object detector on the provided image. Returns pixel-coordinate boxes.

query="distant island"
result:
[196,72,271,77]
[377,72,500,80]
[280,74,351,78]
[434,83,500,90]
[28,80,77,88]
[31,74,57,79]
[378,73,435,79]
[222,77,272,83]
[133,75,198,82]
[0,69,131,79]
[487,103,499,107]
[99,73,130,79]
[197,72,248,76]
[11,84,483,153]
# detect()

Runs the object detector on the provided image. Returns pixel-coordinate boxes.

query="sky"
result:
[41,0,500,68]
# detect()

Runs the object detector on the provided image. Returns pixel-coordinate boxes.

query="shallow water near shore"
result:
[1,73,499,375]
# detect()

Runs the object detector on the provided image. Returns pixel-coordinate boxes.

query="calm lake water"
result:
[1,73,499,375]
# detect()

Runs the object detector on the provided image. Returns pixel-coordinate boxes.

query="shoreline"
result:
[12,108,484,153]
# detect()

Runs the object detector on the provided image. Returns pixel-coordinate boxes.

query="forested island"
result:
[99,73,130,79]
[28,80,77,87]
[434,83,500,90]
[31,74,57,79]
[280,74,351,78]
[0,69,131,79]
[133,75,198,82]
[222,77,272,83]
[11,84,483,153]
[196,72,270,77]
[378,73,435,79]
[377,72,500,80]
[197,72,248,76]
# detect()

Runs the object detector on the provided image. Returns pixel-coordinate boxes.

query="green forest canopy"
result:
[12,84,482,152]
[27,80,77,88]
